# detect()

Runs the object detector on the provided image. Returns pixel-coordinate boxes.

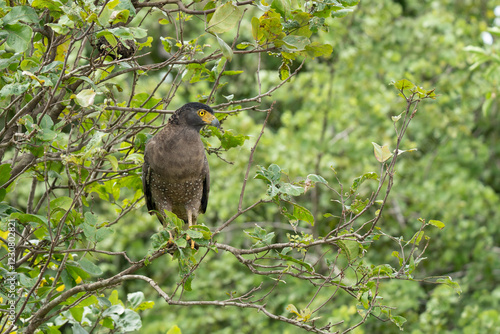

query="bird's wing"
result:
[142,157,156,213]
[200,155,210,214]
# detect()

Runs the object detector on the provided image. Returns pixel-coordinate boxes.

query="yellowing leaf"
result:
[372,142,393,163]
[428,220,445,229]
[56,40,70,62]
[75,89,96,107]
[166,325,182,334]
[286,304,300,316]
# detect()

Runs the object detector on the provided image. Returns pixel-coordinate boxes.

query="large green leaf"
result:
[293,203,314,226]
[282,35,310,51]
[207,2,244,34]
[4,23,33,52]
[79,257,103,276]
[271,0,291,18]
[32,0,63,12]
[3,6,39,25]
[0,82,30,97]
[303,42,333,58]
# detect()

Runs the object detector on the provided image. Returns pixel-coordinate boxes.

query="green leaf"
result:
[32,0,63,12]
[4,23,33,53]
[350,172,378,193]
[409,231,424,246]
[391,112,403,122]
[331,8,354,18]
[70,306,84,322]
[106,155,119,172]
[221,70,243,76]
[50,196,73,212]
[271,0,291,18]
[282,35,309,51]
[393,79,415,91]
[77,295,98,307]
[118,309,142,331]
[0,164,12,186]
[11,212,48,227]
[251,16,262,41]
[303,42,333,58]
[306,174,328,185]
[37,115,57,142]
[290,11,313,38]
[111,9,130,24]
[436,277,462,295]
[3,6,39,25]
[186,229,204,239]
[428,220,445,229]
[349,198,369,214]
[217,129,249,149]
[74,89,96,107]
[256,0,271,11]
[46,15,74,34]
[215,34,233,62]
[336,238,361,261]
[392,251,403,266]
[280,183,304,196]
[236,42,253,49]
[71,322,88,334]
[279,253,313,272]
[293,203,314,226]
[127,291,145,309]
[79,258,103,276]
[175,237,187,248]
[66,263,91,281]
[0,82,30,97]
[372,142,393,163]
[81,212,113,243]
[108,290,122,306]
[244,225,275,246]
[255,164,282,184]
[0,53,22,70]
[372,264,396,276]
[340,0,360,6]
[103,304,125,317]
[390,314,407,330]
[135,300,155,311]
[207,2,243,34]
[279,61,290,80]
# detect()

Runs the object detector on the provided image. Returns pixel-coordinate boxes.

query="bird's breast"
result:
[149,133,206,180]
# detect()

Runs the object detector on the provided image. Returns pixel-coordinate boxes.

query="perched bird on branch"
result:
[142,103,220,231]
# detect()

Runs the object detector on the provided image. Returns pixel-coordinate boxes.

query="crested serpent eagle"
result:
[142,102,220,229]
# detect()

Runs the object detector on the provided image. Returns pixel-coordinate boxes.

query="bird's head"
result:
[174,102,221,131]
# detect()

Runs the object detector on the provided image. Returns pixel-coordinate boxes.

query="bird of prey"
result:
[142,102,220,231]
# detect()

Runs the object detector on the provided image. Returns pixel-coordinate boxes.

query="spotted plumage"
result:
[142,102,220,227]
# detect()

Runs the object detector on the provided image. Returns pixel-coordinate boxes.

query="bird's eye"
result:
[198,110,206,117]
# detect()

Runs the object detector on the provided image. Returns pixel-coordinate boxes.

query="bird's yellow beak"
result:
[200,110,221,128]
